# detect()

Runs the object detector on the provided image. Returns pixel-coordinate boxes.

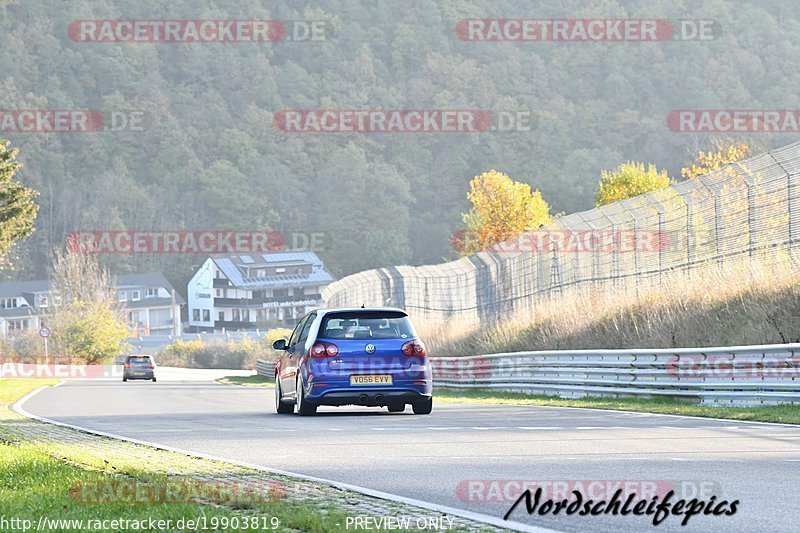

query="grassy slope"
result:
[426,260,800,424]
[429,258,800,356]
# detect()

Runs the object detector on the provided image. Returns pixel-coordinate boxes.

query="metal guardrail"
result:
[260,344,800,404]
[256,359,276,378]
[256,344,800,404]
[430,343,800,405]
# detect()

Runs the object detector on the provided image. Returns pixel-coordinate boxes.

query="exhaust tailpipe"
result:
[358,394,369,404]
[374,394,384,404]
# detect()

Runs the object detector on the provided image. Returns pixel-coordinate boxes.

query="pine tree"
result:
[0,139,38,262]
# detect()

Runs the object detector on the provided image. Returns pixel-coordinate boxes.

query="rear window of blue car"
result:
[319,311,414,340]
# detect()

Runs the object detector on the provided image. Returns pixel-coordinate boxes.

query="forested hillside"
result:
[2,0,799,287]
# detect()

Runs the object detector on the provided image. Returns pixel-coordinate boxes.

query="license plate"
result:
[350,374,392,386]
[134,372,145,376]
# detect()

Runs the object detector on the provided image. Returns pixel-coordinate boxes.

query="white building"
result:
[187,252,334,331]
[0,273,183,338]
[114,273,184,336]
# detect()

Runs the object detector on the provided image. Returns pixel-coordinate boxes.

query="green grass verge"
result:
[0,379,359,532]
[217,374,273,387]
[0,378,60,405]
[434,387,800,424]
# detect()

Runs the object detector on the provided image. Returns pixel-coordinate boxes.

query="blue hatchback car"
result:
[273,308,433,416]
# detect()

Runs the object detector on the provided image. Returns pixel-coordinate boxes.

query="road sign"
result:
[39,326,50,338]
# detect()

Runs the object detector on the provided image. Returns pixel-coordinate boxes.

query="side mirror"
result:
[272,339,287,351]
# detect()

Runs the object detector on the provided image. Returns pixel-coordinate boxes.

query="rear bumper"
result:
[124,370,155,379]
[305,381,432,406]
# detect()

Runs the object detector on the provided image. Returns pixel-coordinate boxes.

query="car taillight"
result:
[124,363,130,368]
[147,364,154,369]
[401,340,426,357]
[310,342,338,358]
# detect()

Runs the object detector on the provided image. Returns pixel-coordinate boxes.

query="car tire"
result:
[412,398,433,415]
[387,403,405,413]
[152,377,157,382]
[275,374,294,414]
[122,377,127,382]
[296,375,317,416]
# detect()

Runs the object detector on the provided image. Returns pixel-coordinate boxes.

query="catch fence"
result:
[323,141,800,329]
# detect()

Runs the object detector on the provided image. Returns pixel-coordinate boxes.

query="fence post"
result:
[685,199,694,268]
[789,164,798,246]
[714,193,724,260]
[612,223,621,286]
[550,247,562,294]
[633,218,641,297]
[744,172,756,257]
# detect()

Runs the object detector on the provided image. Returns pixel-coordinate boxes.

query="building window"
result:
[232,309,241,321]
[38,295,48,308]
[2,298,17,309]
[118,292,127,302]
[132,290,141,301]
[273,288,288,299]
[8,319,29,332]
[218,311,224,322]
[202,309,210,322]
[145,288,157,298]
[192,309,200,321]
[215,289,222,297]
[275,267,286,274]
[242,309,250,321]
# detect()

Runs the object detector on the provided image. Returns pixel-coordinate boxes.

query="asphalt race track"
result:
[21,379,800,532]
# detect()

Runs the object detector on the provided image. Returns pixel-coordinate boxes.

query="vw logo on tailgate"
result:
[365,343,376,354]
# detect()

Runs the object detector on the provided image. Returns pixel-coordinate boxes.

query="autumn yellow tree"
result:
[681,144,749,180]
[595,162,671,207]
[49,247,128,364]
[453,170,551,255]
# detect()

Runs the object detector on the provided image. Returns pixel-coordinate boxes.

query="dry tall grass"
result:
[426,253,800,356]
